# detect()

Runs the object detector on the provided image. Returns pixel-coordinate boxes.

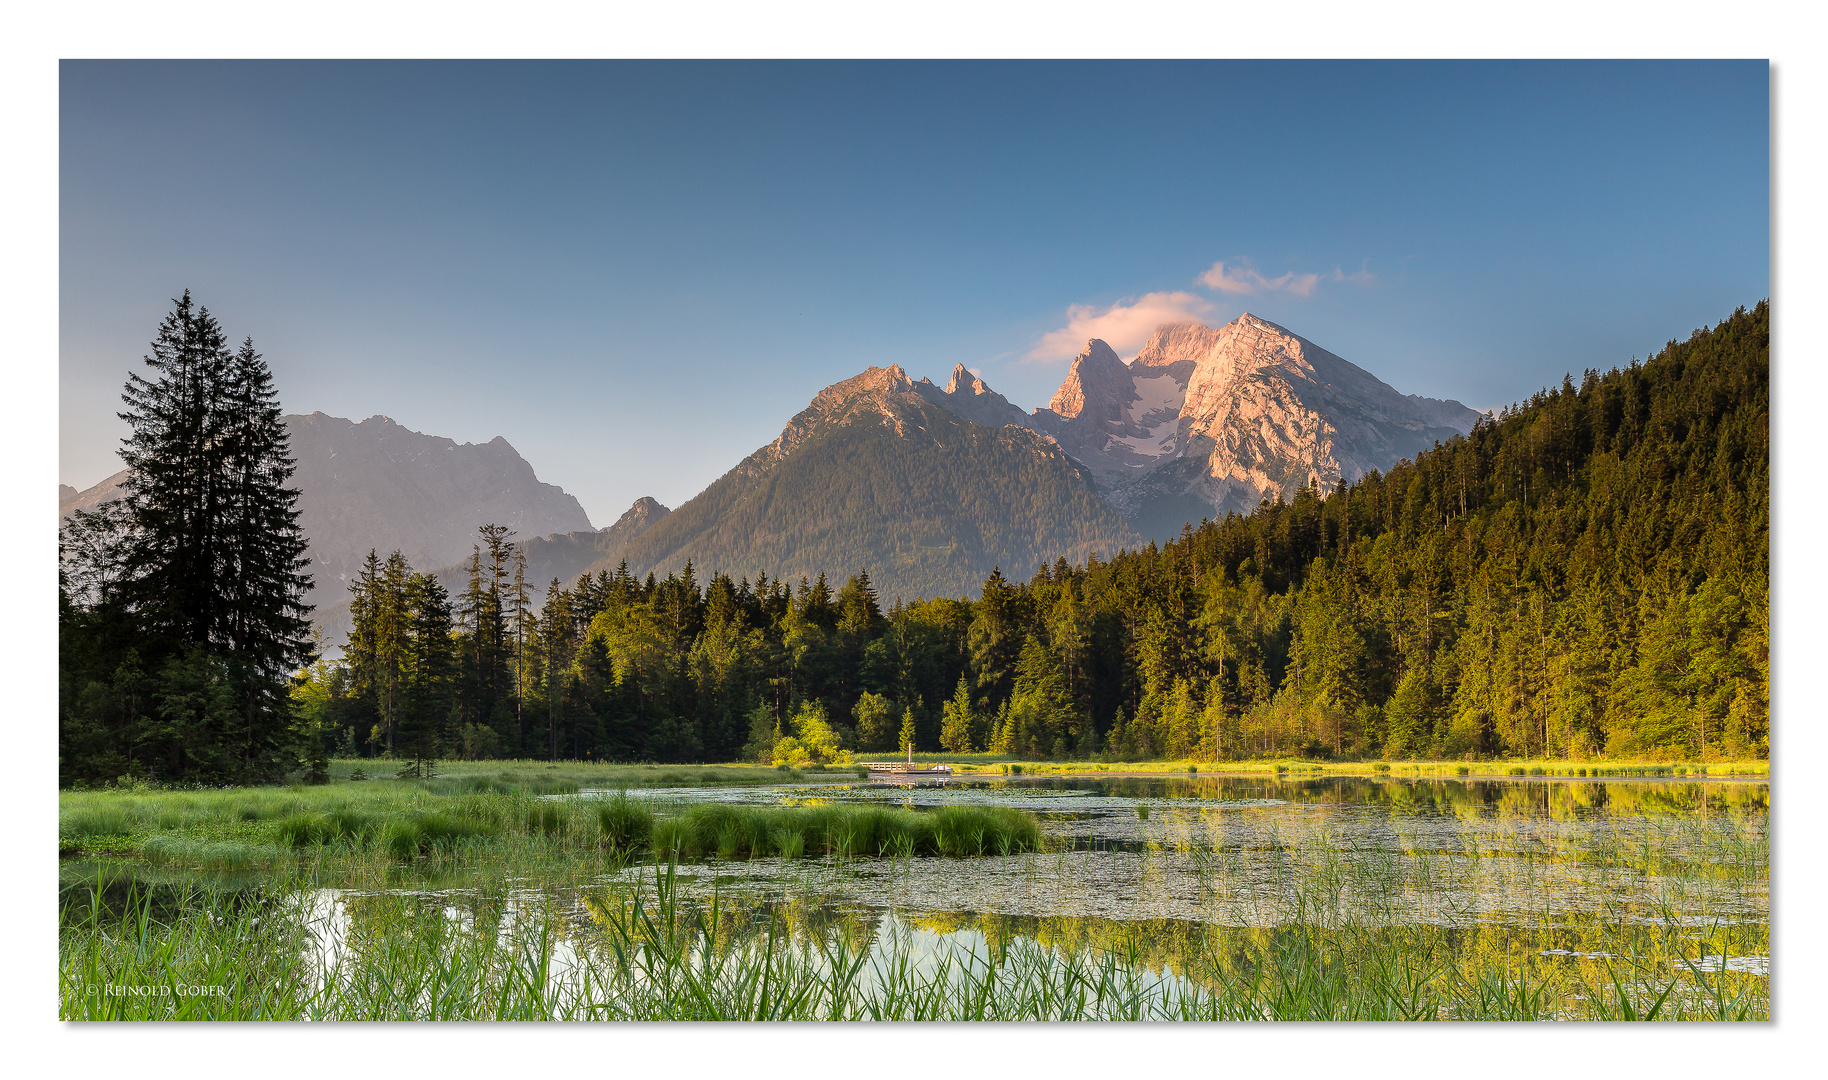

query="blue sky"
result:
[60,60,1769,526]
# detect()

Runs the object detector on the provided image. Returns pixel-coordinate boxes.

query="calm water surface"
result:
[583,775,1768,929]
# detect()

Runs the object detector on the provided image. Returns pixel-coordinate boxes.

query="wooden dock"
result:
[859,761,953,775]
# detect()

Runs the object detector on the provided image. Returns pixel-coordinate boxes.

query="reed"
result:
[137,836,290,872]
[595,792,654,850]
[57,764,1766,1022]
[619,800,1041,861]
[59,832,1767,1021]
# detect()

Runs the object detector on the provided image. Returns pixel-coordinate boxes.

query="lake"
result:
[61,773,1769,1020]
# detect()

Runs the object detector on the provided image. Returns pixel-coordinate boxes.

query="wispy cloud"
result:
[1024,290,1216,363]
[1198,258,1374,297]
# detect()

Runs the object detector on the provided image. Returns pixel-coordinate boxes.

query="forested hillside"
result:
[301,303,1767,765]
[613,367,1142,601]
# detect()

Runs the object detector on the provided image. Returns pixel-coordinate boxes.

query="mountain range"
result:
[605,313,1478,595]
[60,413,597,609]
[607,364,1141,599]
[62,312,1480,612]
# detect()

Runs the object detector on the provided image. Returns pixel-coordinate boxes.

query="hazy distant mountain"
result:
[284,413,596,601]
[1027,313,1482,537]
[59,470,131,518]
[60,412,596,610]
[615,365,1141,601]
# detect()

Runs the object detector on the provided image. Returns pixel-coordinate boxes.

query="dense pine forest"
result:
[295,302,1768,767]
[61,299,1768,783]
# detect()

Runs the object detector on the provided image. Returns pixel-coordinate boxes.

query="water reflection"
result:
[59,862,284,927]
[593,773,1768,819]
[69,773,1769,1017]
[562,775,1769,948]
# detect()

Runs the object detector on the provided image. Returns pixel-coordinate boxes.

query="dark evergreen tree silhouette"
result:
[61,292,314,782]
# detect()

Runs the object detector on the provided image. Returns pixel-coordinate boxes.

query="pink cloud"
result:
[1024,290,1216,363]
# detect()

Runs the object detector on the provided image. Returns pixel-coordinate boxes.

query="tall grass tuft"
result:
[138,836,288,872]
[596,793,655,851]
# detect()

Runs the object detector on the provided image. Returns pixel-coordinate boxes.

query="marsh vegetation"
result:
[59,767,1766,1021]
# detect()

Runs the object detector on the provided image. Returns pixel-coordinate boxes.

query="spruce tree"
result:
[939,676,975,752]
[102,293,313,780]
[348,550,410,753]
[899,705,917,755]
[510,547,531,750]
[399,570,455,775]
[116,291,236,647]
[217,338,314,713]
[540,577,576,760]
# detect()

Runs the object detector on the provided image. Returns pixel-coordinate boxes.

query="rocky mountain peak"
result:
[945,363,995,397]
[815,364,915,408]
[1132,320,1230,368]
[759,366,929,468]
[1023,315,1482,537]
[608,496,670,535]
[1048,339,1135,424]
[1130,313,1310,374]
[915,363,1031,432]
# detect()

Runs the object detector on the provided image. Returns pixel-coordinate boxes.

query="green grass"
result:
[59,769,1044,865]
[599,795,1040,860]
[137,836,291,872]
[323,758,812,789]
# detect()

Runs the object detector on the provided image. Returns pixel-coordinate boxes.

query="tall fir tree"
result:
[62,292,313,782]
[115,291,235,649]
[399,569,456,775]
[216,337,315,773]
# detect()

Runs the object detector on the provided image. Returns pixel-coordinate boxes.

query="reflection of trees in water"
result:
[1031,773,1766,819]
[58,866,284,927]
[908,911,1212,976]
[574,895,1231,988]
[888,902,1767,1011]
